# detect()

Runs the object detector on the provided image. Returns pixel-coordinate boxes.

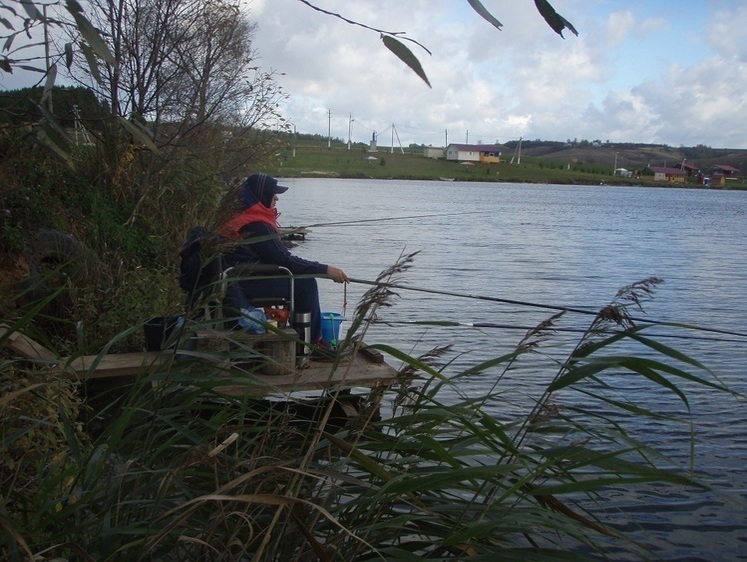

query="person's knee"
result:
[295,277,319,298]
[293,277,320,309]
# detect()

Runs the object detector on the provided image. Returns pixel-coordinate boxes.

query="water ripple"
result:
[282,179,747,560]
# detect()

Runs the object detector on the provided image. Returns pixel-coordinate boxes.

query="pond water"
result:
[278,177,747,560]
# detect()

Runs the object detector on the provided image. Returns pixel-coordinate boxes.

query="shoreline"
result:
[280,171,747,191]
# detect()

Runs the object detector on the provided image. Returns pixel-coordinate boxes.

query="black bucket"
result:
[144,316,184,351]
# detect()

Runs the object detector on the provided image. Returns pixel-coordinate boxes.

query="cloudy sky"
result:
[248,0,747,149]
[2,1,744,149]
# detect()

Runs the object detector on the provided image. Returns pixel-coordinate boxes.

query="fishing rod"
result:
[348,277,747,340]
[372,319,747,345]
[298,210,492,230]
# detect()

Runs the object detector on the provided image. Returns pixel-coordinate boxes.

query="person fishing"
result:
[218,173,348,345]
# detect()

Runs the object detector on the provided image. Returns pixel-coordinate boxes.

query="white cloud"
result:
[582,90,661,143]
[633,56,747,147]
[602,11,636,48]
[189,0,747,150]
[4,0,745,148]
[707,3,747,61]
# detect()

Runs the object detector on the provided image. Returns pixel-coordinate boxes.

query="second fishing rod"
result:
[342,276,747,341]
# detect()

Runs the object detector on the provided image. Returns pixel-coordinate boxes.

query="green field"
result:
[266,144,626,185]
[264,138,746,188]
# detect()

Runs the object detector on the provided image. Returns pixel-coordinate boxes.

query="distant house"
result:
[423,146,446,159]
[674,161,700,177]
[710,164,740,186]
[641,166,686,182]
[712,164,740,176]
[446,143,504,164]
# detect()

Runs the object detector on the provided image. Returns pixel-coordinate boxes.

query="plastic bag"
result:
[238,307,267,334]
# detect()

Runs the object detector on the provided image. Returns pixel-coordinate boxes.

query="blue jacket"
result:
[223,222,327,276]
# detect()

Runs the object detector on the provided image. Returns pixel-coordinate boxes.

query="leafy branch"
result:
[297,0,578,88]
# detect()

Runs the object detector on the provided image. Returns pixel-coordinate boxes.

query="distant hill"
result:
[503,140,746,173]
[230,130,747,175]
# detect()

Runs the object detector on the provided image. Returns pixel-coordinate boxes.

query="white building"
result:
[423,147,446,159]
[446,143,504,163]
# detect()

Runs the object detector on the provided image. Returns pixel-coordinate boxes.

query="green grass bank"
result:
[266,139,747,189]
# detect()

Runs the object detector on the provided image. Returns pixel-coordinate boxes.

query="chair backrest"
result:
[178,227,295,326]
[178,226,224,320]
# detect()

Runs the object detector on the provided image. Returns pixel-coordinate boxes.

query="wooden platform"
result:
[2,324,401,397]
[279,226,310,241]
[212,352,399,396]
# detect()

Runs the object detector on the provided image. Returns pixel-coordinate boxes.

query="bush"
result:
[0,359,88,557]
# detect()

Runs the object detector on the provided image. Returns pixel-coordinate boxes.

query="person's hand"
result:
[326,265,349,284]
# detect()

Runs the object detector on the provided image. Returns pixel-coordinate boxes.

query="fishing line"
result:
[348,278,747,340]
[289,212,746,340]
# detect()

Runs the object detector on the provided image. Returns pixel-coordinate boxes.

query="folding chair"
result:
[178,226,295,327]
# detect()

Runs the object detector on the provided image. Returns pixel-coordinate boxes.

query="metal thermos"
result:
[294,311,311,360]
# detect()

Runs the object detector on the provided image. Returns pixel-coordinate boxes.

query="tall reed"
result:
[0,258,737,560]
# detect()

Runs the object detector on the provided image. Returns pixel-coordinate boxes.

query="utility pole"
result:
[72,105,91,146]
[510,137,522,165]
[347,113,353,150]
[391,124,394,154]
[392,124,405,154]
[517,137,522,165]
[292,123,297,158]
[445,129,448,148]
[466,130,469,144]
[327,108,331,149]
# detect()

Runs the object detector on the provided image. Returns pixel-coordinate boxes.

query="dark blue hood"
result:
[239,173,289,208]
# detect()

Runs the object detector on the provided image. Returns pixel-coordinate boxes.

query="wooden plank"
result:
[193,327,297,375]
[214,353,401,396]
[194,327,295,343]
[1,324,172,379]
[0,324,57,360]
[2,321,401,395]
[65,352,171,379]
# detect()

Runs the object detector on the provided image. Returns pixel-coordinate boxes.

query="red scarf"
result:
[219,203,279,239]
